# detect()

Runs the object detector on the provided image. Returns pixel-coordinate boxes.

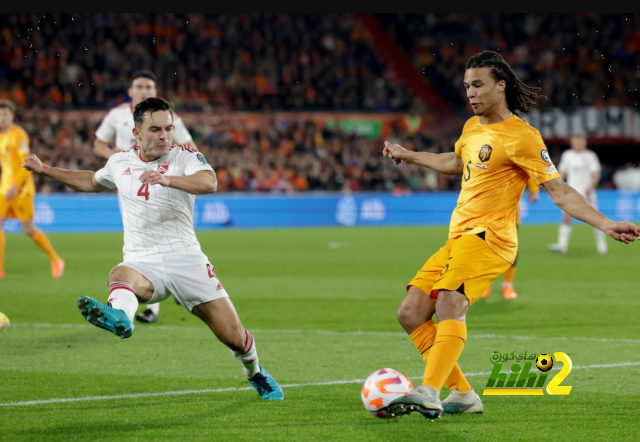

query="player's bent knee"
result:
[435,290,469,321]
[396,304,422,332]
[108,265,139,281]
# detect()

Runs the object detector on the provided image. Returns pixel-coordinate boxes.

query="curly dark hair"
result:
[465,50,546,115]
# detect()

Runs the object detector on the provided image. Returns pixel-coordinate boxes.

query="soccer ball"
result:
[0,311,10,332]
[361,368,413,418]
[536,354,553,372]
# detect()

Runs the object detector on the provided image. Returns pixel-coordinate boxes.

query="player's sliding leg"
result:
[78,281,138,339]
[77,266,153,339]
[191,297,284,400]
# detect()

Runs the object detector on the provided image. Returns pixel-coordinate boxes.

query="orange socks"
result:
[504,265,517,283]
[422,319,467,391]
[32,230,61,261]
[410,320,471,393]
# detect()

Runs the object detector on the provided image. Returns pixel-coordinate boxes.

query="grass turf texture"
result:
[1,225,639,441]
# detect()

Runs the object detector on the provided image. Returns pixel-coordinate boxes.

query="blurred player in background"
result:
[0,99,64,279]
[94,70,199,323]
[23,97,283,401]
[548,134,608,255]
[381,50,639,420]
[481,178,539,300]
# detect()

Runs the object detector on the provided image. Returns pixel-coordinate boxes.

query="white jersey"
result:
[557,149,601,195]
[94,144,213,260]
[95,103,192,150]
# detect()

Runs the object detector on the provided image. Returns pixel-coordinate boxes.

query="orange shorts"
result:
[0,195,34,221]
[407,232,511,305]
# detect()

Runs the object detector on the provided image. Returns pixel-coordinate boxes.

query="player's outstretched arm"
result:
[22,154,108,193]
[382,141,463,175]
[543,177,640,243]
[139,169,217,195]
[93,139,123,159]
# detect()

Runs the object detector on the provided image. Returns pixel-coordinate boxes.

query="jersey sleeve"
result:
[182,150,214,176]
[95,110,117,144]
[526,177,539,194]
[507,130,561,186]
[173,114,193,145]
[454,137,464,157]
[94,158,117,189]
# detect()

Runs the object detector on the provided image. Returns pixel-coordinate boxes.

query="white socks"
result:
[146,303,160,315]
[107,281,139,321]
[594,228,608,253]
[558,224,608,253]
[231,330,260,378]
[558,224,572,249]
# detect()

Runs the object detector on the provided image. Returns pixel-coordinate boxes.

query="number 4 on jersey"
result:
[137,183,150,201]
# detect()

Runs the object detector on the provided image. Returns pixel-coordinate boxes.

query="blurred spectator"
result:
[613,162,640,190]
[376,13,640,109]
[0,13,415,112]
[1,13,638,194]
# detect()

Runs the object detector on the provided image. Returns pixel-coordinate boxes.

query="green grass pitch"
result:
[1,225,639,441]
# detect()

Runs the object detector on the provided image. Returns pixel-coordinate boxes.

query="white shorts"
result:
[118,251,229,311]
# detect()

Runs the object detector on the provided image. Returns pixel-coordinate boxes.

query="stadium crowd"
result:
[1,13,640,193]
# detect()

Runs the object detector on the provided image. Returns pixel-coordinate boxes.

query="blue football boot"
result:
[248,365,284,400]
[77,296,134,339]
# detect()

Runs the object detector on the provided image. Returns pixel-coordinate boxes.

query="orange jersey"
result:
[451,115,560,263]
[526,177,539,194]
[0,124,34,198]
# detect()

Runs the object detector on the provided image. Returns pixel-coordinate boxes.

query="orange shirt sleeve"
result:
[507,129,560,186]
[454,137,464,157]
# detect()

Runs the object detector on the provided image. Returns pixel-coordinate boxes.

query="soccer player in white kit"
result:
[548,134,608,254]
[94,70,199,324]
[22,97,284,400]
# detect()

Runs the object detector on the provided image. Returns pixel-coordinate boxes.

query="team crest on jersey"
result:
[157,163,170,175]
[541,149,552,164]
[478,144,492,162]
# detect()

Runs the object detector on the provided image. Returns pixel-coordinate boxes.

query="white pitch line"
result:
[1,361,640,408]
[10,322,640,344]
